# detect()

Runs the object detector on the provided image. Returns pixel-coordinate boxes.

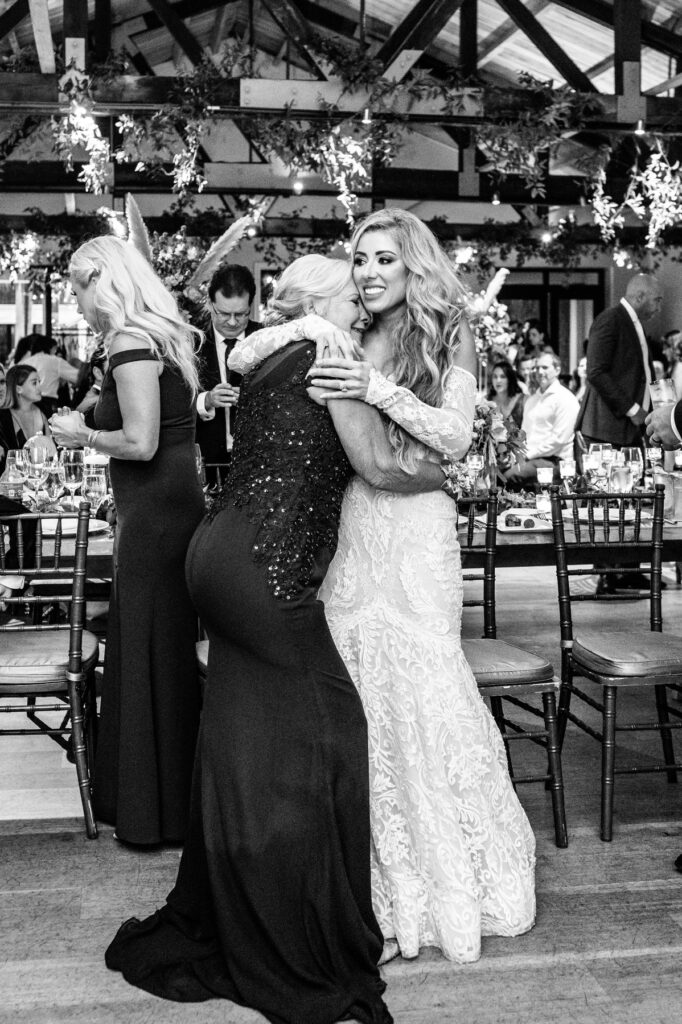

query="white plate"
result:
[40,518,110,537]
[497,508,553,532]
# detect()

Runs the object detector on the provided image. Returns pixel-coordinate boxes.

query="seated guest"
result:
[516,353,538,395]
[522,319,551,357]
[0,365,36,571]
[0,364,51,449]
[19,333,86,417]
[502,350,579,487]
[195,264,261,479]
[487,360,525,427]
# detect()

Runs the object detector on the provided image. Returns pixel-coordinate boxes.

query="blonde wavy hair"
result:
[264,254,352,326]
[69,235,200,393]
[351,208,469,469]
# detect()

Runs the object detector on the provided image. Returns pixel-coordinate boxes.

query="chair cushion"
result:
[573,630,682,678]
[0,630,100,694]
[196,640,209,674]
[462,638,554,686]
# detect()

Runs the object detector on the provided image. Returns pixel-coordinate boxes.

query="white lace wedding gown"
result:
[230,327,536,964]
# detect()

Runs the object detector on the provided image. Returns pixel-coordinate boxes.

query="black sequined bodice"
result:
[209,341,353,600]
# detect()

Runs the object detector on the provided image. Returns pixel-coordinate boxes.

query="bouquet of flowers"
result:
[473,298,514,365]
[443,400,526,497]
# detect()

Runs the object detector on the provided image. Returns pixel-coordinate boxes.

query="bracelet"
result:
[87,429,101,449]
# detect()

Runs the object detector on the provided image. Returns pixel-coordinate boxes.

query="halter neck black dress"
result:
[105,342,392,1024]
[92,348,205,844]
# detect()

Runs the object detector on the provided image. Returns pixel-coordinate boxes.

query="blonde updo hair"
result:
[264,254,352,327]
[69,235,200,393]
[351,208,470,469]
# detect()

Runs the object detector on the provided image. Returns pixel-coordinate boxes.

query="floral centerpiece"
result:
[444,398,526,497]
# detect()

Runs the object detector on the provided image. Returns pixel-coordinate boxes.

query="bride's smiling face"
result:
[314,283,367,335]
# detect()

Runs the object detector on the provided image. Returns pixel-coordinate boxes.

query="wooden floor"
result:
[2,566,682,1024]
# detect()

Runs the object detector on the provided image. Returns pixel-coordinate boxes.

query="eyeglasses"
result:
[209,301,251,325]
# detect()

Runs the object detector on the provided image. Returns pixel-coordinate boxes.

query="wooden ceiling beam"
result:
[459,0,477,78]
[94,0,111,65]
[260,0,328,79]
[0,0,28,43]
[477,0,549,66]
[27,0,55,74]
[552,0,682,61]
[145,0,205,67]
[375,0,466,67]
[494,0,596,92]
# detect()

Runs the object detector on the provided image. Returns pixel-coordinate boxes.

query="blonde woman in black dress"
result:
[50,236,205,847]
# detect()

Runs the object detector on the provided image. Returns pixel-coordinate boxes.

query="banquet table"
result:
[459,520,682,569]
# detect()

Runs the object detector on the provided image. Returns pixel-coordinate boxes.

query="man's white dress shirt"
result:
[522,379,580,461]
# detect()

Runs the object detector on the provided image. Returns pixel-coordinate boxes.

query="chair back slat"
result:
[459,491,498,640]
[549,484,665,639]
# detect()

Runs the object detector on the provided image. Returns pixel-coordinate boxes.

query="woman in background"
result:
[0,364,50,450]
[50,236,205,847]
[487,359,525,427]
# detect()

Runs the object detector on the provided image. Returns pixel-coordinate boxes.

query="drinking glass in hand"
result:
[649,378,677,409]
[59,450,84,510]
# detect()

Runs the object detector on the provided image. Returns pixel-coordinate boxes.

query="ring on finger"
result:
[340,382,347,391]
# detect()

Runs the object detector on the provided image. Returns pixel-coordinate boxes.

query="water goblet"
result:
[560,458,576,491]
[465,453,484,494]
[59,450,84,511]
[536,465,554,513]
[23,445,50,509]
[42,458,64,510]
[649,378,677,409]
[622,447,644,488]
[82,468,108,514]
[609,452,633,493]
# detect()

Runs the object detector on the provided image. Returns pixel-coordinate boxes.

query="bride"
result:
[231,209,536,964]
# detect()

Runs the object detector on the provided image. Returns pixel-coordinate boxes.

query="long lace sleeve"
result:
[365,365,476,461]
[228,314,329,374]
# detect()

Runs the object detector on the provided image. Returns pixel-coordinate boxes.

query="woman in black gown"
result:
[50,236,205,846]
[104,255,446,1023]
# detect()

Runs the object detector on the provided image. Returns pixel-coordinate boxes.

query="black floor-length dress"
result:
[93,349,205,844]
[105,342,392,1024]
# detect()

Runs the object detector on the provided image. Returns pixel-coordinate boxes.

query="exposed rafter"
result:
[477,0,550,66]
[94,0,111,64]
[375,0,466,67]
[260,0,328,80]
[459,0,477,78]
[0,0,28,43]
[27,0,55,74]
[494,0,596,93]
[145,0,205,67]
[552,0,682,61]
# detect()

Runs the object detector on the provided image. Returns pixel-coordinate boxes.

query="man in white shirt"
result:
[503,351,579,486]
[195,264,260,480]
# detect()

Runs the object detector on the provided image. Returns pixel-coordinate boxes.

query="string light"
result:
[541,231,553,244]
[491,191,501,206]
[292,178,304,195]
[634,118,646,136]
[361,108,372,126]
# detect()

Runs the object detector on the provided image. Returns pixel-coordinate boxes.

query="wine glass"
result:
[609,451,633,493]
[82,468,108,514]
[536,465,554,513]
[560,458,576,491]
[622,447,644,488]
[42,457,64,510]
[58,450,84,511]
[23,444,51,509]
[465,453,484,494]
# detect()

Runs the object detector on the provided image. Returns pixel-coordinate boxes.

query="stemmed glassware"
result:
[622,447,644,489]
[23,444,51,509]
[82,467,108,514]
[58,450,84,510]
[559,458,576,492]
[536,465,554,513]
[608,450,633,492]
[42,457,64,510]
[465,453,484,493]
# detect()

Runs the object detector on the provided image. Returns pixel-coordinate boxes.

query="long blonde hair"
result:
[70,235,200,393]
[351,208,469,469]
[264,254,352,326]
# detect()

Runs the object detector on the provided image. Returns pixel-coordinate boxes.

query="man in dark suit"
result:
[578,274,662,592]
[578,273,662,448]
[195,264,261,479]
